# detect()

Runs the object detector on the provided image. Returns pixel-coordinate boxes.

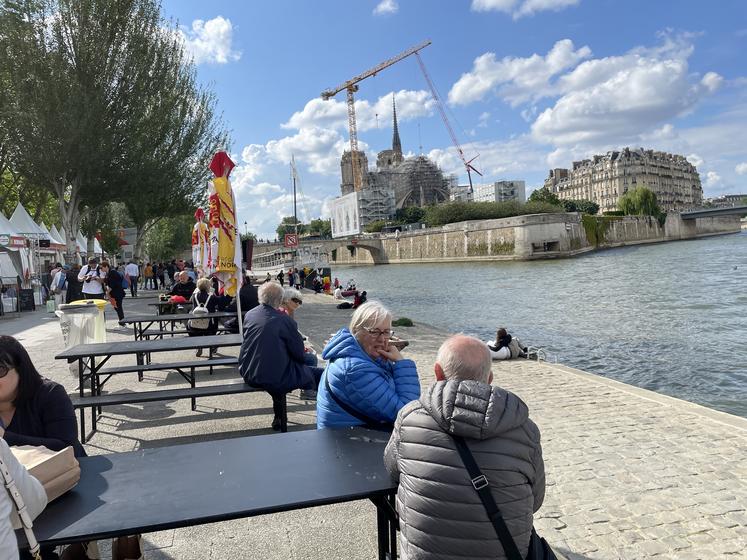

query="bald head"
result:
[435,335,492,383]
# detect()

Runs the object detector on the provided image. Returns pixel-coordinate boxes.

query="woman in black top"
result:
[0,335,84,458]
[188,278,219,356]
[100,261,125,323]
[65,263,84,303]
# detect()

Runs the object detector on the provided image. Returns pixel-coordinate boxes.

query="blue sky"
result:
[162,0,747,238]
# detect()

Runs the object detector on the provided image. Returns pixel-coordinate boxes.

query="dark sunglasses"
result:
[291,298,303,305]
[0,364,12,378]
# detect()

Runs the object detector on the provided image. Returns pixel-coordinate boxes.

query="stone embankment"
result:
[329,212,742,265]
[3,294,745,559]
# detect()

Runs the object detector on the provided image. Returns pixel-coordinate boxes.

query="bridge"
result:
[680,206,747,219]
[252,236,386,264]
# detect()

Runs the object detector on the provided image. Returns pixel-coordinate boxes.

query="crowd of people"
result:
[6,267,547,560]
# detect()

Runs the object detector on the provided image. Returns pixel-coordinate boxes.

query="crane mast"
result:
[415,52,482,192]
[321,40,432,192]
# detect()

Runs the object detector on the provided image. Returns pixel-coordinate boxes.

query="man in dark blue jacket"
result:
[238,282,321,430]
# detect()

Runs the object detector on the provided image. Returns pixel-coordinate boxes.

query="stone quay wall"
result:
[330,213,742,265]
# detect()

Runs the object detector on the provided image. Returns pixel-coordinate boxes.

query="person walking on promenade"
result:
[78,258,106,300]
[384,335,546,560]
[100,261,126,324]
[238,282,323,431]
[125,260,139,297]
[316,301,420,429]
[65,264,83,303]
[143,262,153,290]
[276,270,284,286]
[51,265,68,308]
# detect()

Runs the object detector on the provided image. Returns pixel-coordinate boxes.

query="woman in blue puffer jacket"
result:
[317,301,421,429]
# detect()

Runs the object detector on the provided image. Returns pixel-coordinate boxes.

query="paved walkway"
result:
[2,293,745,559]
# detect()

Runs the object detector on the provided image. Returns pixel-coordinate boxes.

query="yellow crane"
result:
[321,40,431,192]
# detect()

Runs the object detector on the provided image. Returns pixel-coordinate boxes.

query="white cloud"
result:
[735,163,747,175]
[687,154,704,168]
[448,39,592,106]
[477,112,491,128]
[373,0,398,15]
[283,90,434,132]
[471,0,580,19]
[531,34,723,146]
[704,171,721,187]
[176,16,241,65]
[266,127,350,175]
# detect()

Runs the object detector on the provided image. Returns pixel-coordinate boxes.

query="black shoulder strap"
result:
[451,435,524,560]
[324,373,391,430]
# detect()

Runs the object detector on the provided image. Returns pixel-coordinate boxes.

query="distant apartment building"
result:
[473,180,526,203]
[450,184,473,202]
[544,147,703,213]
[706,194,746,207]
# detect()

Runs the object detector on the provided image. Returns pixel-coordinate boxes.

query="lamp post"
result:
[244,221,248,236]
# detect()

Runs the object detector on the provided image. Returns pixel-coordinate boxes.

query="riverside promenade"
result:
[2,293,746,559]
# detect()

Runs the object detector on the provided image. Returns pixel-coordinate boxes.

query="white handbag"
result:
[0,452,42,560]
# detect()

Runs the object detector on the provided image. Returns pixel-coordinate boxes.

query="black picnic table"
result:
[20,427,400,559]
[120,311,237,340]
[56,335,244,441]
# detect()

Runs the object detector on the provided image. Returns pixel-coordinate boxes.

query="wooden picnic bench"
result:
[120,312,237,341]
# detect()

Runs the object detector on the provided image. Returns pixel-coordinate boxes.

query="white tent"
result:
[10,204,48,240]
[0,212,28,280]
[93,237,103,256]
[75,231,88,256]
[40,222,65,246]
[49,224,66,246]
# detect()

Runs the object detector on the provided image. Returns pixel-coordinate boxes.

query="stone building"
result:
[544,147,703,213]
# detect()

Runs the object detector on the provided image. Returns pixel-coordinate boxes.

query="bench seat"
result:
[139,326,234,339]
[97,357,237,377]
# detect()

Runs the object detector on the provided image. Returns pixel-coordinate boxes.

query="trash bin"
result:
[56,300,108,348]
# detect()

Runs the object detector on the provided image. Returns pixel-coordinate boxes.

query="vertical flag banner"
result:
[207,151,241,297]
[191,208,210,274]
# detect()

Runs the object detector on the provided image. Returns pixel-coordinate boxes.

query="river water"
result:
[334,230,747,418]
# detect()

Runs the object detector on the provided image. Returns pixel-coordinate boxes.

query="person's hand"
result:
[378,343,403,362]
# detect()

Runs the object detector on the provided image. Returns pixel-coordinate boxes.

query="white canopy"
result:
[50,224,66,246]
[9,204,49,239]
[75,231,88,255]
[0,212,27,252]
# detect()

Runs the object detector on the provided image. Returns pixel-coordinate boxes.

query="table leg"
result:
[280,395,288,433]
[375,497,389,560]
[388,493,398,559]
[78,359,86,443]
[137,352,144,382]
[191,366,196,411]
[91,356,99,435]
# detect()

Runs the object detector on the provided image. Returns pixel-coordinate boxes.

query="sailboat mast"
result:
[292,158,298,270]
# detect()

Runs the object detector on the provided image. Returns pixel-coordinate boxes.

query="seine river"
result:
[335,230,747,418]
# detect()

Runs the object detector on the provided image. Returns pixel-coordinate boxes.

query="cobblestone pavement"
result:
[1,293,745,559]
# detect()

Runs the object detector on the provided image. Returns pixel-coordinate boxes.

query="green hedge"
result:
[423,200,563,227]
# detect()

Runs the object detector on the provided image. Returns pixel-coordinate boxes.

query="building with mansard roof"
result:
[544,147,703,213]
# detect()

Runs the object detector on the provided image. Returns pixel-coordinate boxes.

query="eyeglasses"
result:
[0,364,12,379]
[363,327,393,338]
[291,298,303,305]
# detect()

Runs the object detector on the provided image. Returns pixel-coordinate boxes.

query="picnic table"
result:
[121,311,237,341]
[20,428,400,559]
[148,300,193,315]
[56,335,247,442]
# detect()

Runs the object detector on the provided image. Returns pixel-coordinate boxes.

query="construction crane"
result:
[414,52,482,192]
[321,40,432,192]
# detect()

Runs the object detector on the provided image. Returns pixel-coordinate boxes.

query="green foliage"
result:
[582,215,621,246]
[392,317,413,327]
[307,218,332,238]
[528,187,561,206]
[145,215,194,261]
[423,200,564,227]
[276,216,307,238]
[0,171,59,225]
[394,206,426,224]
[618,186,660,216]
[562,199,600,215]
[603,210,625,216]
[364,220,387,233]
[240,232,257,242]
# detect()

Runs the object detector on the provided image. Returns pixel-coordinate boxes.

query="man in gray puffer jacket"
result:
[384,335,545,559]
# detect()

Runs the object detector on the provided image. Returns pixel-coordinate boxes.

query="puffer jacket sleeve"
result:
[384,400,422,482]
[529,421,546,512]
[344,358,420,423]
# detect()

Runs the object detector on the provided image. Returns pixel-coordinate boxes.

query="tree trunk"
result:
[56,179,81,264]
[133,218,161,260]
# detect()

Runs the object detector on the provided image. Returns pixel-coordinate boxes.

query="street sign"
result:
[284,233,299,248]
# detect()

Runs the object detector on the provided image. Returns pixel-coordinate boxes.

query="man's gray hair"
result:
[282,287,302,304]
[258,281,284,308]
[436,335,492,383]
[349,301,392,336]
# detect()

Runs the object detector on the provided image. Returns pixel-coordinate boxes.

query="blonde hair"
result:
[349,301,392,336]
[436,335,492,383]
[196,277,211,292]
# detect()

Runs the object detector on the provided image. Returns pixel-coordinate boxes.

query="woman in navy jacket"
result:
[317,301,420,429]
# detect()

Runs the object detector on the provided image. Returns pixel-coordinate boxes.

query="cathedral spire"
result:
[392,94,402,155]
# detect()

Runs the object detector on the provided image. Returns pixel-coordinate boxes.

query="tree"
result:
[145,215,194,262]
[364,220,387,233]
[307,218,332,238]
[618,186,661,216]
[395,206,426,224]
[276,216,306,238]
[0,0,226,259]
[528,187,561,206]
[0,171,60,225]
[561,199,599,215]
